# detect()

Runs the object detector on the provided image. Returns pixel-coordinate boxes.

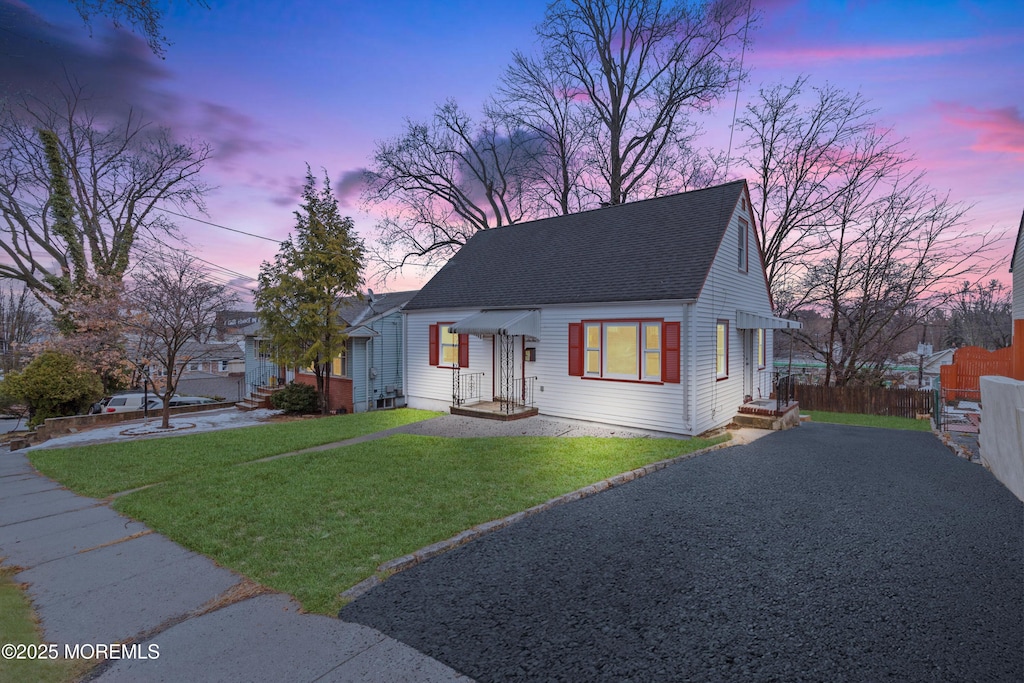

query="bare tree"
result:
[67,0,209,57]
[123,253,238,428]
[0,84,210,316]
[366,0,750,275]
[496,51,594,217]
[794,174,998,385]
[945,279,1013,350]
[539,0,752,205]
[0,284,45,373]
[736,76,906,295]
[367,100,537,271]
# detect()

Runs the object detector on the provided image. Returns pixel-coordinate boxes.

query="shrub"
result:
[270,382,320,414]
[4,351,104,427]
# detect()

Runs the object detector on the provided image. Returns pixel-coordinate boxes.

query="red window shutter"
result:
[662,321,680,384]
[428,324,439,366]
[458,334,470,368]
[568,323,583,376]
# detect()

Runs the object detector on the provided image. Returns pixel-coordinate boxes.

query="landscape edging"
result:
[339,437,732,603]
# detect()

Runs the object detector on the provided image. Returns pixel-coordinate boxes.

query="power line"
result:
[156,208,281,243]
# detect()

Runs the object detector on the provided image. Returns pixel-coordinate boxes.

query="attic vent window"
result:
[738,218,749,272]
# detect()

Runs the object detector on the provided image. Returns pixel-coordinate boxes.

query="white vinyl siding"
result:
[405,311,494,413]
[1014,226,1024,321]
[692,195,776,434]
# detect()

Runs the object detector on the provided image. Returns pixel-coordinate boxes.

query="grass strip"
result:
[807,410,932,431]
[114,433,728,615]
[28,409,441,498]
[0,566,88,683]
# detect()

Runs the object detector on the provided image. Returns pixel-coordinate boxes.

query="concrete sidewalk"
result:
[0,449,470,682]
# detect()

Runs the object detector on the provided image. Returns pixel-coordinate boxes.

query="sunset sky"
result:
[3,0,1022,298]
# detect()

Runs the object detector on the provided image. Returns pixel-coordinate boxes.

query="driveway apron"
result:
[341,423,1024,682]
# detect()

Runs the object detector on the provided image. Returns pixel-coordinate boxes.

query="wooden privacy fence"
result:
[793,384,933,419]
[939,345,1014,401]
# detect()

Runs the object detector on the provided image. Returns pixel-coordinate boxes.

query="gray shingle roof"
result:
[405,181,746,311]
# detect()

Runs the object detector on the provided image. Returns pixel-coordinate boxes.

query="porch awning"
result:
[451,309,541,340]
[736,310,802,330]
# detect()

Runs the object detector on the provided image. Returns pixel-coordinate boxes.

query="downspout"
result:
[365,337,372,411]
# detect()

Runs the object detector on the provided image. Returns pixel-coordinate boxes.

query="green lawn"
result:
[28,409,441,497]
[112,433,728,615]
[0,567,87,683]
[807,410,932,431]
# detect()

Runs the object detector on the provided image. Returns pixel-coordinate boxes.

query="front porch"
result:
[450,369,539,421]
[734,398,801,430]
[450,400,539,421]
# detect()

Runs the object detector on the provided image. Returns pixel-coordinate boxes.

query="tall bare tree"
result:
[0,84,210,316]
[736,76,906,295]
[539,0,751,205]
[123,252,238,428]
[367,100,537,271]
[496,51,594,217]
[366,0,750,275]
[794,174,997,385]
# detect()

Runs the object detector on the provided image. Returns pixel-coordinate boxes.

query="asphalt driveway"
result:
[341,423,1024,682]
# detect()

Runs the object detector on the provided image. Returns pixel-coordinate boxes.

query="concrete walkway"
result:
[0,448,469,682]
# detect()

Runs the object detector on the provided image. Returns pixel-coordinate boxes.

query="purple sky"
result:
[5,0,1023,298]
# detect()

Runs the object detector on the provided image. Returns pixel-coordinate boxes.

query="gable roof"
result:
[405,180,746,311]
[339,290,420,327]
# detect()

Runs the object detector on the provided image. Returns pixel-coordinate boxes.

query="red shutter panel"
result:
[568,323,583,376]
[458,334,470,368]
[662,321,680,384]
[428,324,439,366]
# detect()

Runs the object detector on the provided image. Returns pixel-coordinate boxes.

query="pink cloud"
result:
[754,35,1014,68]
[935,103,1024,157]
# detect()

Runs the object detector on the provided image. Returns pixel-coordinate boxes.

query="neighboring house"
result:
[140,340,245,378]
[402,180,800,436]
[176,341,245,376]
[242,328,286,397]
[245,290,419,414]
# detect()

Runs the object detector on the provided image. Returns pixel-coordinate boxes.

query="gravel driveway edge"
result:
[339,437,733,603]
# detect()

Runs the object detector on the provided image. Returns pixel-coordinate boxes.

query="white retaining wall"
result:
[979,375,1024,502]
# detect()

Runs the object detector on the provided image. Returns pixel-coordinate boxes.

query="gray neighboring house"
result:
[243,290,418,413]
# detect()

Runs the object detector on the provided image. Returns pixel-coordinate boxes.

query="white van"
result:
[101,393,151,413]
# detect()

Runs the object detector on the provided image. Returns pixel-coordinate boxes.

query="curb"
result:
[340,437,733,603]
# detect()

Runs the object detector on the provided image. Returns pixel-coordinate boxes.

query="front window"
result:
[585,323,601,375]
[440,326,459,366]
[584,320,661,382]
[716,320,729,379]
[644,323,661,380]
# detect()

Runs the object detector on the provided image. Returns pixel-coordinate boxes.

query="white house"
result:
[402,180,800,436]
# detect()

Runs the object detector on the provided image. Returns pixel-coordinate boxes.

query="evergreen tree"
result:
[255,168,365,415]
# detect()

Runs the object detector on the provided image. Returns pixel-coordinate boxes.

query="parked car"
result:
[145,396,218,411]
[101,393,151,413]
